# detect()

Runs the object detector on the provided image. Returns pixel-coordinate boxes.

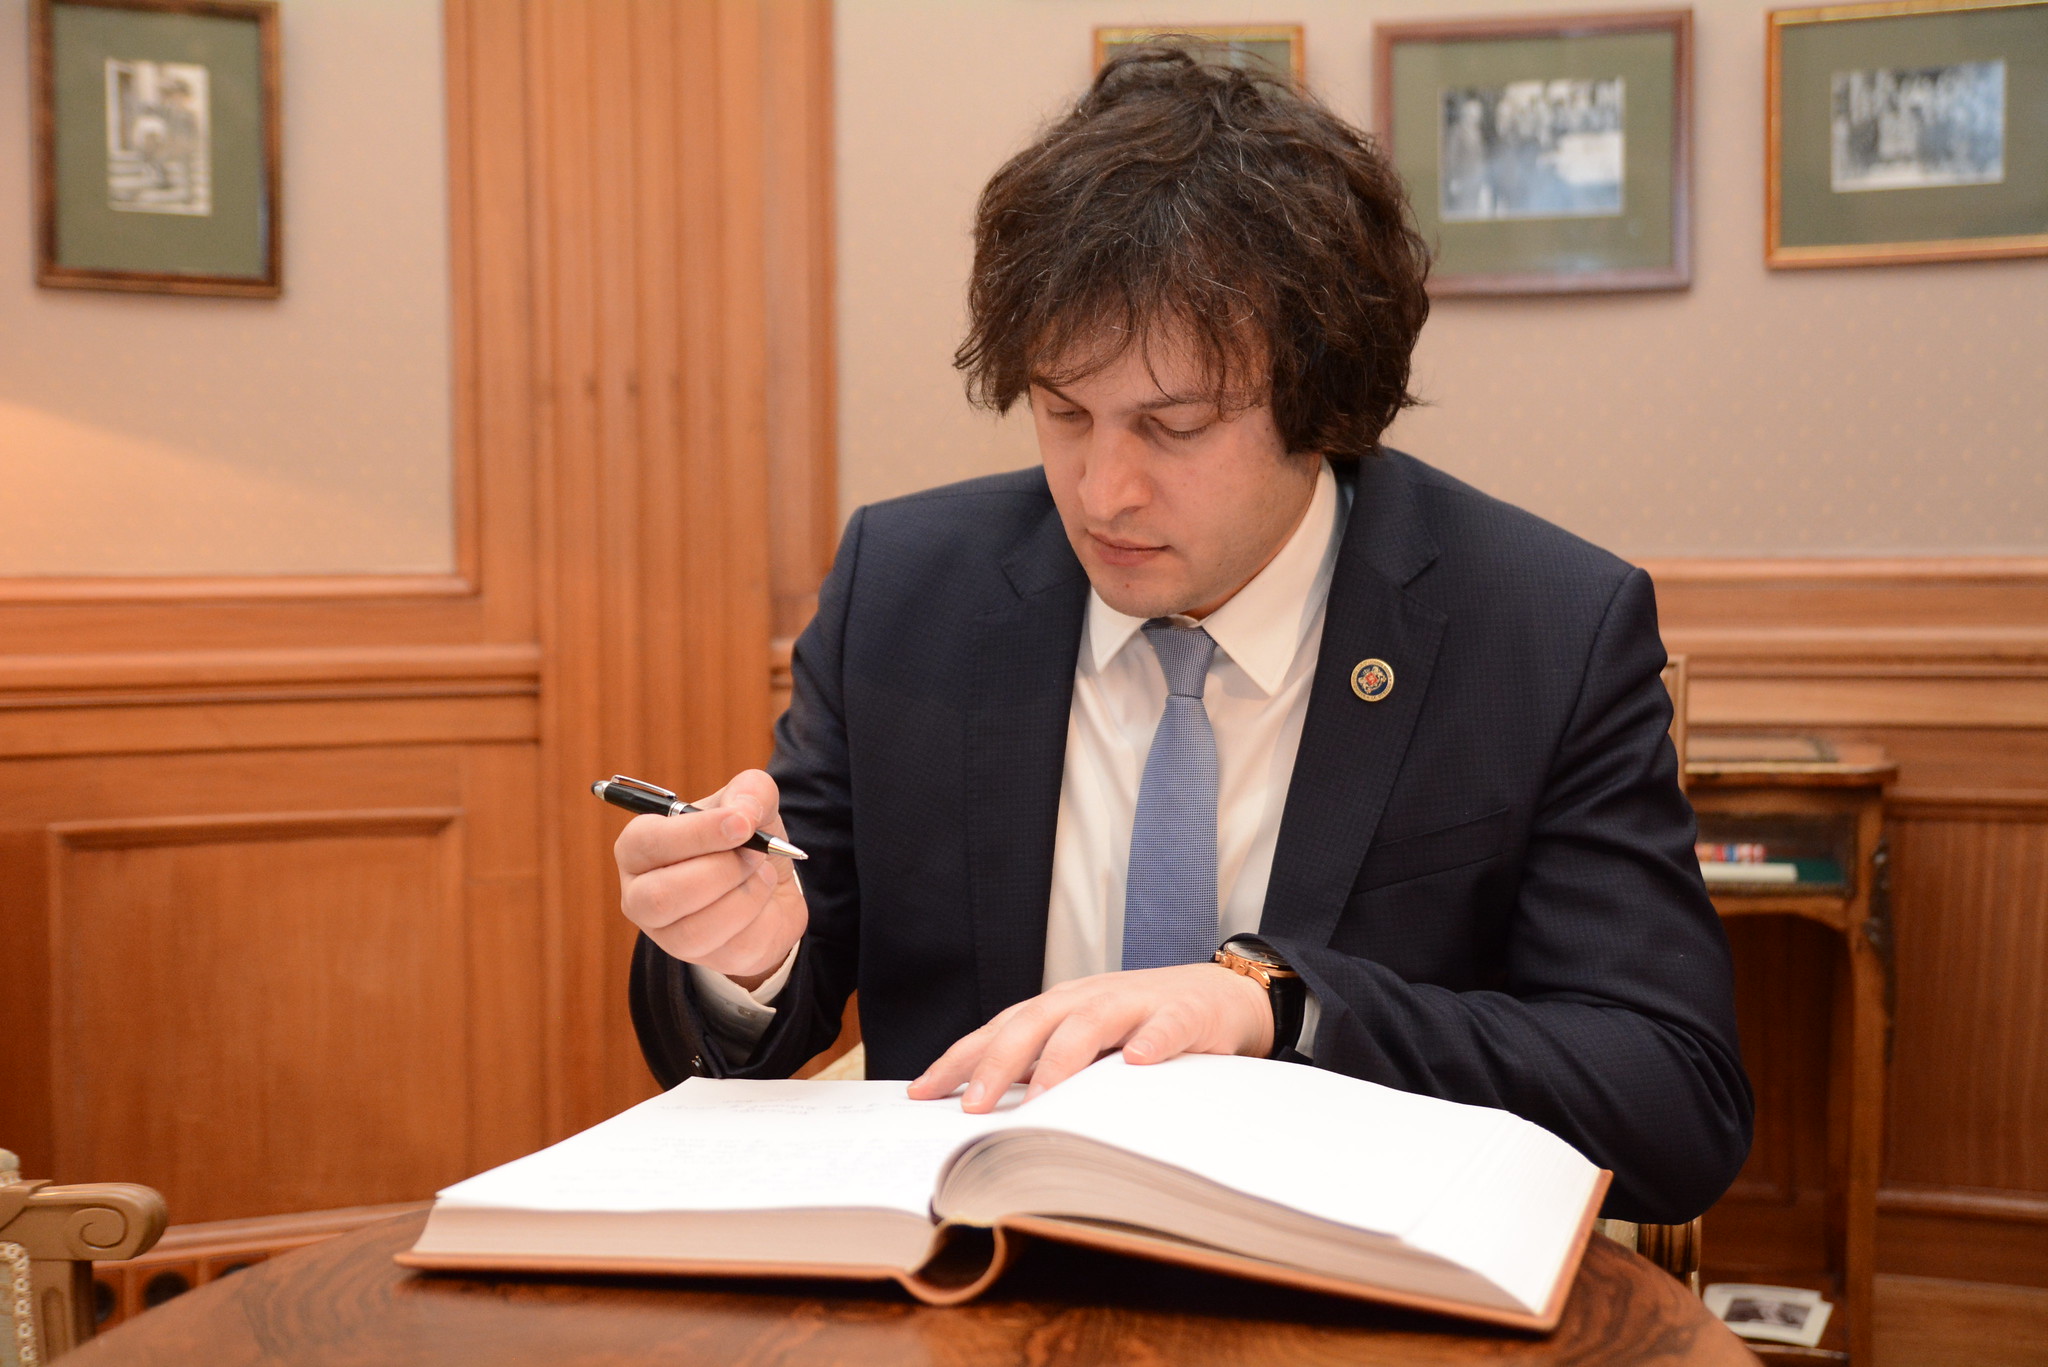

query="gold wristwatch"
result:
[1213,935,1306,1058]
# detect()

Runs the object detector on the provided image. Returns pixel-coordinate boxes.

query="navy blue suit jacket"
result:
[630,450,1753,1223]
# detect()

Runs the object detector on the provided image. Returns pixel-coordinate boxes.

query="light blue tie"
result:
[1122,620,1220,971]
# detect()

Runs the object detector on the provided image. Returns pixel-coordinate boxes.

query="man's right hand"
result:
[614,769,808,991]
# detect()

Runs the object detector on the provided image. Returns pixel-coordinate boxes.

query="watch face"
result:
[1222,937,1287,970]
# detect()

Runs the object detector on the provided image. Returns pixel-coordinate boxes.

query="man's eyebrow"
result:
[1027,378,1210,411]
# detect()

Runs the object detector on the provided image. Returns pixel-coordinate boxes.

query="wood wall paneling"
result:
[51,810,468,1224]
[1,0,833,1248]
[520,0,810,1136]
[0,744,547,1215]
[1659,559,2048,1291]
[762,0,840,646]
[1883,807,2048,1194]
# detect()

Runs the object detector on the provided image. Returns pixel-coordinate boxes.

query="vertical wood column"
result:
[762,0,840,651]
[479,0,823,1131]
[449,0,829,1136]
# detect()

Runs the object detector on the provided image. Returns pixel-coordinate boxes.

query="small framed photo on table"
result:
[1767,0,2048,269]
[1095,25,1305,84]
[31,0,281,297]
[1373,9,1693,296]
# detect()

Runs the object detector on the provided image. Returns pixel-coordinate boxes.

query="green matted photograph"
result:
[1373,9,1692,296]
[1768,0,2048,269]
[31,0,281,297]
[1094,25,1305,84]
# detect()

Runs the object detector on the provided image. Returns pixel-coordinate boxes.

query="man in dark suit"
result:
[618,46,1751,1224]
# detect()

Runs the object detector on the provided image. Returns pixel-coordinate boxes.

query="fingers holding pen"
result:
[641,862,779,962]
[611,770,788,869]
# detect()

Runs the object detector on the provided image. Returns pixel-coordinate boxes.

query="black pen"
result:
[591,775,809,860]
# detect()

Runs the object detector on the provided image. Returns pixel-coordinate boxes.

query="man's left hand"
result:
[907,964,1273,1113]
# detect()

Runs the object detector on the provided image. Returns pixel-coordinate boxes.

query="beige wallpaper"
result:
[0,0,454,577]
[836,0,2048,557]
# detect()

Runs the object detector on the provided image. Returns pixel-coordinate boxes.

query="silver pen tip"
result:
[590,781,607,796]
[768,836,809,860]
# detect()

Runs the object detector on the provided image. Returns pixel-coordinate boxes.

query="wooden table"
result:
[68,1211,1757,1366]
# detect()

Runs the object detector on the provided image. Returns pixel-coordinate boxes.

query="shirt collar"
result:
[1085,459,1344,697]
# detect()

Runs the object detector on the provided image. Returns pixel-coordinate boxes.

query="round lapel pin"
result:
[1350,658,1394,703]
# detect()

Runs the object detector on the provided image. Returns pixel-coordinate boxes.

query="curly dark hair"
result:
[953,41,1432,460]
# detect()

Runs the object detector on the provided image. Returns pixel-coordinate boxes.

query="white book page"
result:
[1405,1125,1603,1313]
[973,1055,1589,1246]
[438,1079,1020,1220]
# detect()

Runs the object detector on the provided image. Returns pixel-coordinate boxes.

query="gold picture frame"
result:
[1374,9,1693,295]
[1094,24,1306,85]
[31,0,283,297]
[1766,0,2048,268]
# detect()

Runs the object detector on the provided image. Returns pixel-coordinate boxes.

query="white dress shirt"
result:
[695,460,1347,1055]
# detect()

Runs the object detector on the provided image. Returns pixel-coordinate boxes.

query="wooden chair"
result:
[1596,1213,1702,1293]
[1591,655,1704,1291]
[0,1149,166,1360]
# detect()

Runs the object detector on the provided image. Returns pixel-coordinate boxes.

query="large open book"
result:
[398,1054,1609,1330]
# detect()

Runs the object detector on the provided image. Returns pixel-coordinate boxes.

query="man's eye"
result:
[1049,408,1084,422]
[1155,420,1208,441]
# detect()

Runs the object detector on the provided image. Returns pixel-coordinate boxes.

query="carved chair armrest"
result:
[1,1154,168,1362]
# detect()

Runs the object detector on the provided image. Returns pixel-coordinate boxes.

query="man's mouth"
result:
[1087,532,1167,568]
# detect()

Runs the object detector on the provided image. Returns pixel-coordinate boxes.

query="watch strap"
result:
[1215,937,1306,1058]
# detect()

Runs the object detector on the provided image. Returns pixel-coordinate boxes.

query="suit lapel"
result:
[1261,455,1447,947]
[966,498,1088,1021]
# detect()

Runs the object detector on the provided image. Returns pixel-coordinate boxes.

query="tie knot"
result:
[1142,620,1217,699]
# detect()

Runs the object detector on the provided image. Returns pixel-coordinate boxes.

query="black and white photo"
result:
[1438,77,1625,221]
[105,57,212,216]
[1704,1282,1835,1348]
[1831,60,2004,192]
[1725,1296,1811,1328]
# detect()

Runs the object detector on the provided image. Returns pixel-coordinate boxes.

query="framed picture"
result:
[31,0,281,297]
[1767,0,2048,269]
[1373,9,1692,295]
[1094,25,1306,84]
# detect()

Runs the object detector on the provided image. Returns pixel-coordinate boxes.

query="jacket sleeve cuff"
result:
[687,945,799,1050]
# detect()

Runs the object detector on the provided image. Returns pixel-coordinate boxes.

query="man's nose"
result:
[1076,425,1150,523]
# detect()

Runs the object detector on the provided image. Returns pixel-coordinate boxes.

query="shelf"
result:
[1687,738,1898,790]
[1689,739,1893,1365]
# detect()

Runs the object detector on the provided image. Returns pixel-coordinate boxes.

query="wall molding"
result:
[1667,628,2048,672]
[1888,793,2048,820]
[1641,557,2048,585]
[0,696,537,761]
[47,808,463,851]
[1688,675,2048,729]
[0,575,477,605]
[1880,1185,2048,1226]
[0,644,541,709]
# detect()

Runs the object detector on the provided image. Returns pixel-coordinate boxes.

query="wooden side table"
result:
[1686,739,1896,1367]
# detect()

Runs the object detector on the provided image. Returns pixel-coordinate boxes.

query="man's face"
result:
[1032,335,1320,621]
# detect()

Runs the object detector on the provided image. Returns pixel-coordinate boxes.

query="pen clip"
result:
[605,774,678,803]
